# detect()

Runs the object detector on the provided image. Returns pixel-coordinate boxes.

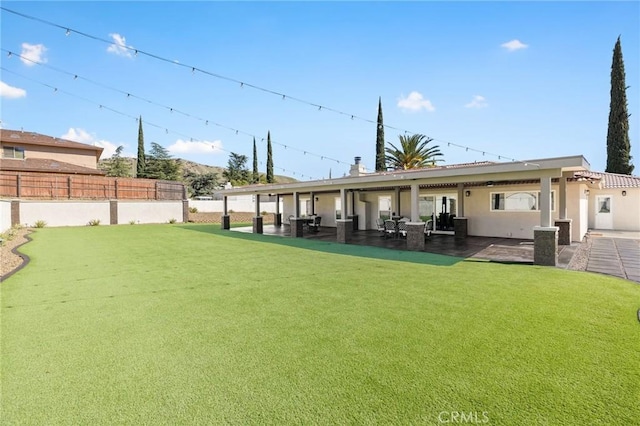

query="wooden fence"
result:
[0,172,185,200]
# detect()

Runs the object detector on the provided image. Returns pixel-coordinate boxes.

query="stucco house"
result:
[0,129,104,175]
[219,155,640,266]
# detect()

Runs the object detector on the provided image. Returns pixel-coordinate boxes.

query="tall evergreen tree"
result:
[252,137,259,184]
[145,142,181,181]
[136,116,146,178]
[105,145,131,177]
[606,36,634,174]
[375,97,386,171]
[266,131,274,183]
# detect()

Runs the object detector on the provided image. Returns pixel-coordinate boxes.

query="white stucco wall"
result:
[588,187,640,231]
[0,200,12,233]
[20,200,111,227]
[189,197,282,213]
[118,201,184,224]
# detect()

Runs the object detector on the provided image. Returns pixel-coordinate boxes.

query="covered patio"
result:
[220,155,590,267]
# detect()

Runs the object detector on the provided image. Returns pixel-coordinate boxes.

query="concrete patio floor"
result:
[231,225,579,268]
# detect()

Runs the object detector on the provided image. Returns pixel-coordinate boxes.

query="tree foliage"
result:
[105,145,131,177]
[252,137,259,184]
[606,36,634,174]
[266,131,274,183]
[185,172,219,197]
[136,116,146,178]
[385,134,443,170]
[144,142,181,181]
[375,97,386,171]
[223,152,250,186]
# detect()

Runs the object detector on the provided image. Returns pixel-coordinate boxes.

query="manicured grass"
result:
[2,224,639,424]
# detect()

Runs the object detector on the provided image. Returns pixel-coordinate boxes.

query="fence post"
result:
[155,181,159,200]
[115,179,119,199]
[68,176,72,199]
[16,174,21,197]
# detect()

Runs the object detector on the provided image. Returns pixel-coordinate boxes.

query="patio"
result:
[231,224,579,267]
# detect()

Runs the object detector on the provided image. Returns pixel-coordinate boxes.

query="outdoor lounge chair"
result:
[397,220,408,238]
[376,218,386,236]
[384,219,397,238]
[424,219,434,238]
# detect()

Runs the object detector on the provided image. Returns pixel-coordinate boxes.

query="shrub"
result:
[34,220,47,228]
[88,219,101,226]
[261,211,268,216]
[189,207,198,213]
[129,220,136,225]
[168,218,177,224]
[228,209,235,213]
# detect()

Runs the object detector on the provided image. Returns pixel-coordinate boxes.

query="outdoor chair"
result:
[397,220,408,238]
[308,215,322,232]
[286,214,295,225]
[424,219,434,238]
[384,219,397,238]
[376,218,386,236]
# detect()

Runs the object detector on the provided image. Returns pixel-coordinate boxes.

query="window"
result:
[378,196,392,220]
[335,197,342,220]
[2,146,25,159]
[299,198,310,216]
[491,191,555,211]
[419,196,435,222]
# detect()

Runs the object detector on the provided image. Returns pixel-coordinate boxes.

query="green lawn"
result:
[2,224,639,425]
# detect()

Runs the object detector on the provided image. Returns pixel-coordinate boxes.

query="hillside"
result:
[98,157,297,184]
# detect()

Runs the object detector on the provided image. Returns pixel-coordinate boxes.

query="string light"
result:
[0,7,524,164]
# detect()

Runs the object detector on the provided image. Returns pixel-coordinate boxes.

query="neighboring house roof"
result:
[0,129,104,158]
[574,171,640,188]
[0,158,106,175]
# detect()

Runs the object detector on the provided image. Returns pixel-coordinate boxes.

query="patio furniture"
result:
[376,218,386,236]
[397,220,408,238]
[287,214,295,225]
[424,219,434,238]
[384,219,397,238]
[308,216,322,232]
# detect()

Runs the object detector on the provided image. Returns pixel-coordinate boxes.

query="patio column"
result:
[534,176,558,266]
[457,183,465,218]
[310,192,315,215]
[274,194,282,226]
[294,192,300,217]
[410,183,420,222]
[337,187,353,243]
[554,175,571,245]
[348,190,359,231]
[221,195,230,230]
[291,192,303,237]
[394,187,401,216]
[253,194,263,234]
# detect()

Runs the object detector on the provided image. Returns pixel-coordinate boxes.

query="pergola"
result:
[219,155,590,266]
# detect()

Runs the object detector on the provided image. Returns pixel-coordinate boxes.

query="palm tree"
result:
[385,134,443,170]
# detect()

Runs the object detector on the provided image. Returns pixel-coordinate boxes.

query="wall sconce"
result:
[486,181,494,187]
[622,190,627,196]
[315,197,319,202]
[465,190,471,197]
[584,189,590,196]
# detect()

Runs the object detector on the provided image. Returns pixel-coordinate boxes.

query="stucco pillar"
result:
[406,222,425,251]
[336,219,353,243]
[410,183,420,222]
[221,195,230,230]
[454,217,468,240]
[310,192,315,215]
[110,200,118,225]
[253,194,263,234]
[340,188,348,220]
[10,200,20,226]
[394,187,401,216]
[559,176,567,219]
[534,226,559,266]
[294,192,300,217]
[554,219,572,245]
[182,200,189,223]
[457,183,465,218]
[274,194,282,227]
[539,177,552,227]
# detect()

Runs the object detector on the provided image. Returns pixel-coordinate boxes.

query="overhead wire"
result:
[0,5,529,164]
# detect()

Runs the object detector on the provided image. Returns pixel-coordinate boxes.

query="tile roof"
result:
[0,158,106,175]
[574,171,640,188]
[0,129,104,156]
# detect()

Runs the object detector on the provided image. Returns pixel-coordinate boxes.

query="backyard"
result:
[1,223,639,424]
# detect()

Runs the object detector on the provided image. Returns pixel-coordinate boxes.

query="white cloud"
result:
[465,95,488,109]
[397,91,435,112]
[0,81,27,98]
[20,43,47,66]
[501,39,528,52]
[61,128,123,158]
[167,139,224,155]
[107,33,133,58]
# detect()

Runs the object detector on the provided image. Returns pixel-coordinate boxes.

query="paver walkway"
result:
[587,236,640,283]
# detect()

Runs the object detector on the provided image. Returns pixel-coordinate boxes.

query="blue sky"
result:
[1,1,638,180]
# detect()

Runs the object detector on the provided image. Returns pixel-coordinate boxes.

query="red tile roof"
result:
[0,158,106,175]
[0,129,104,157]
[574,171,640,188]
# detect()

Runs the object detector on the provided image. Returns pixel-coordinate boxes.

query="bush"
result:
[87,219,101,226]
[129,220,136,225]
[34,220,47,228]
[168,218,177,224]
[261,211,268,216]
[189,207,198,213]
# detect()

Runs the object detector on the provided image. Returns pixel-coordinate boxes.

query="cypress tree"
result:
[606,36,634,174]
[266,131,274,183]
[136,116,146,178]
[252,137,259,183]
[375,97,386,171]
